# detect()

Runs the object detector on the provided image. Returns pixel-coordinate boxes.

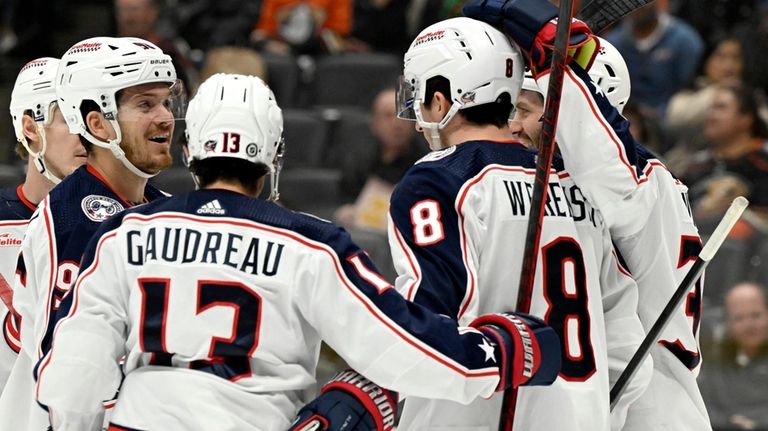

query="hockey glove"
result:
[289,369,398,431]
[470,312,561,391]
[462,0,599,75]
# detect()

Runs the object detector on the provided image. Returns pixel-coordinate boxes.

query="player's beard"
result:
[121,135,173,175]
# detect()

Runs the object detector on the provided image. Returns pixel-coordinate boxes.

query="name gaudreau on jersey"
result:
[126,226,285,276]
[502,179,601,228]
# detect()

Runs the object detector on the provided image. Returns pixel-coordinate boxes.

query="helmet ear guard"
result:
[184,73,285,200]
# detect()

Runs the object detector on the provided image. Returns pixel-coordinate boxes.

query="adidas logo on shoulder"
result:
[196,199,225,215]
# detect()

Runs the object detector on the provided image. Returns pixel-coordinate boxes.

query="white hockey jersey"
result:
[37,188,512,431]
[548,64,712,430]
[387,141,649,431]
[0,185,35,392]
[0,165,166,431]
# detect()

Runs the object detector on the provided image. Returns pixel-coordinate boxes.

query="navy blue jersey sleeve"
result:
[388,161,470,319]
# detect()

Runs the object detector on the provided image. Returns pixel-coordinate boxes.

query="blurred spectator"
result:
[115,0,196,89]
[672,0,757,49]
[334,87,426,231]
[666,35,744,150]
[176,0,261,52]
[606,0,704,119]
[700,282,768,430]
[346,0,410,55]
[0,0,57,58]
[199,46,267,84]
[676,84,768,218]
[250,0,351,55]
[0,0,17,54]
[623,100,666,155]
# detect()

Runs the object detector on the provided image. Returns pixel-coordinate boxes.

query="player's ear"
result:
[85,110,114,142]
[21,115,41,150]
[432,91,451,116]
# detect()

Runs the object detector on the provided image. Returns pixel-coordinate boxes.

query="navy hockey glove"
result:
[470,312,561,390]
[289,369,398,431]
[463,0,599,74]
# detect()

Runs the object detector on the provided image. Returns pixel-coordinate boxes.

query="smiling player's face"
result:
[117,83,175,174]
[509,90,544,149]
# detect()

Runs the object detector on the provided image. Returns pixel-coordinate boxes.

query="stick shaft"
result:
[499,1,574,430]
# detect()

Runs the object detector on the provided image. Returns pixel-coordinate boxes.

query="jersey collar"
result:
[16,184,37,212]
[86,164,149,208]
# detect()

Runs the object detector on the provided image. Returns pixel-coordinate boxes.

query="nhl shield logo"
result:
[81,195,124,222]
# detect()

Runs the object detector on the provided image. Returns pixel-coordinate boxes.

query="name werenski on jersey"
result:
[502,180,600,228]
[126,227,284,276]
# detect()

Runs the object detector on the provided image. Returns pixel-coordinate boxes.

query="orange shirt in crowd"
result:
[256,0,351,37]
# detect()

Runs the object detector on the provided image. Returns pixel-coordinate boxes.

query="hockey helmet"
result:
[55,36,184,178]
[185,73,285,200]
[589,37,631,113]
[396,17,524,149]
[9,57,66,183]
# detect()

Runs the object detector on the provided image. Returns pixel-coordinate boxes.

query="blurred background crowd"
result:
[0,0,767,429]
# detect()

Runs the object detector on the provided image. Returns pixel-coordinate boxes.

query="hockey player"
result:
[35,73,561,431]
[504,24,713,431]
[0,37,183,430]
[0,57,87,392]
[359,17,644,431]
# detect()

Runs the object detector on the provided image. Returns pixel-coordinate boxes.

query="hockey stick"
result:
[500,1,575,430]
[577,0,655,34]
[609,196,749,410]
[0,273,14,314]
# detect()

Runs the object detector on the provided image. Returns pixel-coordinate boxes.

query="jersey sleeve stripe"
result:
[40,198,58,359]
[565,67,646,186]
[0,220,29,227]
[390,221,421,300]
[346,254,392,294]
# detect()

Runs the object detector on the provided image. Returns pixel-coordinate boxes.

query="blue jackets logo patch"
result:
[81,195,124,222]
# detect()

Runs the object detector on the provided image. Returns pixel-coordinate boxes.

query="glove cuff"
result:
[472,313,542,389]
[322,369,398,431]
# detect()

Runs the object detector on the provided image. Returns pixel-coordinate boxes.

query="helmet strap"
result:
[22,122,63,185]
[415,101,462,151]
[268,139,285,201]
[83,117,158,179]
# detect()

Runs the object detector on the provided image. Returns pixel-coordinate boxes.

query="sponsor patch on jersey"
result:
[81,195,124,222]
[0,232,22,247]
[415,146,456,164]
[197,199,225,215]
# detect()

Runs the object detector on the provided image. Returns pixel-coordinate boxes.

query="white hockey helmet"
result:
[588,37,631,113]
[521,67,541,95]
[9,57,64,183]
[185,73,285,200]
[397,17,524,149]
[55,36,184,178]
